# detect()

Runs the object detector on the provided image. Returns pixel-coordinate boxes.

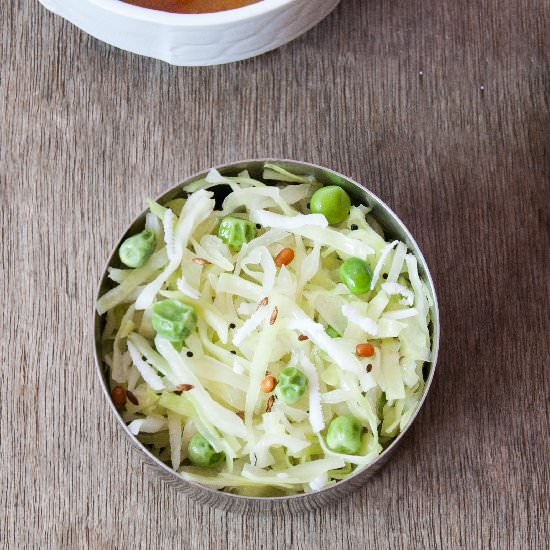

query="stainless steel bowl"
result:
[93,159,440,513]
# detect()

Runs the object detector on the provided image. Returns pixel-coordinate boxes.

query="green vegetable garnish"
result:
[339,257,373,294]
[276,366,308,405]
[188,434,225,467]
[152,300,197,343]
[119,230,157,268]
[310,185,351,225]
[218,216,257,250]
[326,415,363,454]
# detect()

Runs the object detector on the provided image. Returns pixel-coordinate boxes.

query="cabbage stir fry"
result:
[97,163,433,496]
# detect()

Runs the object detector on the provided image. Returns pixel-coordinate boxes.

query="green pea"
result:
[310,186,351,225]
[119,230,157,268]
[152,300,197,343]
[326,326,341,338]
[276,366,308,405]
[326,415,363,454]
[339,257,373,294]
[187,434,225,467]
[218,216,257,251]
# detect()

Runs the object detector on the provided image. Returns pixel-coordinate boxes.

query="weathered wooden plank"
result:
[1,0,548,548]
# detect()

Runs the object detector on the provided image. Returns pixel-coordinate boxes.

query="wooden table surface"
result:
[2,0,549,548]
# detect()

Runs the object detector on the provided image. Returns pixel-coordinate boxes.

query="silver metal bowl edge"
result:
[93,159,440,513]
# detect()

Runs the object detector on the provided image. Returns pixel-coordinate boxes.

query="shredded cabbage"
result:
[98,163,434,496]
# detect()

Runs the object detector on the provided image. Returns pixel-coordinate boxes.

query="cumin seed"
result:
[264,395,275,413]
[126,390,139,406]
[175,384,194,392]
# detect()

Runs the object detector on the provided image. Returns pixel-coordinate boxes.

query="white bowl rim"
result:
[88,0,296,25]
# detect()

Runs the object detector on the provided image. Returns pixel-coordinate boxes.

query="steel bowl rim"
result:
[93,158,440,505]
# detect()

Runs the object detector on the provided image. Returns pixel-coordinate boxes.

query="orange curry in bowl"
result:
[120,0,260,13]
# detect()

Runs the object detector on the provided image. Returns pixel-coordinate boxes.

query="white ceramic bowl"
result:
[39,0,341,66]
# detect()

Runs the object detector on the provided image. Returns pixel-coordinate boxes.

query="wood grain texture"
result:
[1,0,548,548]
